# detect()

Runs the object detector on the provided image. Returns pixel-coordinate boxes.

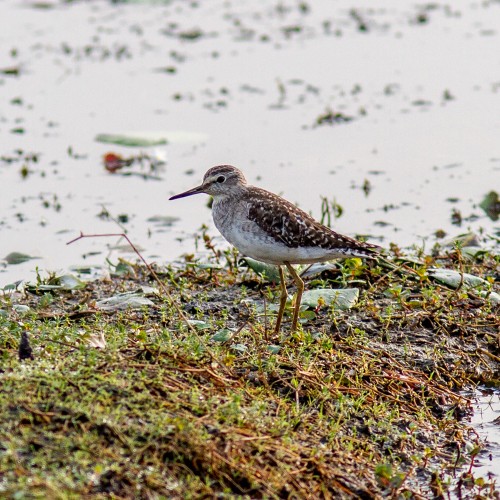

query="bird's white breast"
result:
[212,197,347,265]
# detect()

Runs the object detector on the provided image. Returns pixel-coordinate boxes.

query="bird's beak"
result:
[169,184,204,200]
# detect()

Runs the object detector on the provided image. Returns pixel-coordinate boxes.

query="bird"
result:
[170,165,379,332]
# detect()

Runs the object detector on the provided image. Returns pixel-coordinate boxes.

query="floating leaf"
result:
[96,131,207,147]
[479,191,500,221]
[70,266,111,282]
[427,268,489,289]
[301,288,359,310]
[1,281,23,292]
[96,292,154,311]
[0,66,21,76]
[441,233,481,248]
[241,258,281,282]
[210,329,233,342]
[147,215,180,227]
[178,28,204,40]
[4,252,38,265]
[70,265,98,275]
[95,133,167,147]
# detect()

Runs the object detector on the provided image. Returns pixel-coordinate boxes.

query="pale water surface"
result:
[0,0,498,286]
[464,388,500,488]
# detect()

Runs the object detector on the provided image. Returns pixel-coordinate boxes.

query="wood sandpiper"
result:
[170,165,379,332]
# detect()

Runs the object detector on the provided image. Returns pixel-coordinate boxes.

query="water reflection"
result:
[468,387,500,480]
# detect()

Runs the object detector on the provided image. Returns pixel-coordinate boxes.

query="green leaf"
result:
[58,274,86,291]
[461,246,487,259]
[210,329,233,342]
[30,274,86,292]
[32,285,62,291]
[187,262,223,270]
[427,268,489,289]
[230,343,248,353]
[12,304,30,315]
[147,215,180,227]
[95,131,207,147]
[4,252,38,265]
[374,462,392,480]
[267,344,282,354]
[96,292,154,311]
[301,262,337,278]
[478,291,500,305]
[114,261,136,277]
[301,288,359,310]
[39,293,53,308]
[140,285,159,296]
[69,265,108,281]
[2,281,22,292]
[479,191,500,221]
[187,320,210,330]
[441,232,481,248]
[241,258,281,282]
[299,310,316,321]
[95,133,167,147]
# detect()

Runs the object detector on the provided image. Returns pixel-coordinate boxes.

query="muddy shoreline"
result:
[1,244,499,497]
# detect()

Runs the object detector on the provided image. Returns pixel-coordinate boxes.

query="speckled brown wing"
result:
[246,187,379,256]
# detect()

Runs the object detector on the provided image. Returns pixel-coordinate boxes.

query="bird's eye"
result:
[216,175,226,183]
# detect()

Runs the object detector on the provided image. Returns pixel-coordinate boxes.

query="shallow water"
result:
[468,388,500,481]
[0,0,499,286]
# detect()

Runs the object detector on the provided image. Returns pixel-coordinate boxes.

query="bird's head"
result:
[169,165,247,200]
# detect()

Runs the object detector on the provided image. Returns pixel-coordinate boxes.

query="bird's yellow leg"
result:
[274,266,288,333]
[285,262,304,332]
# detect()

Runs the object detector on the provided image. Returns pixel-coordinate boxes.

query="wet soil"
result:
[1,246,499,497]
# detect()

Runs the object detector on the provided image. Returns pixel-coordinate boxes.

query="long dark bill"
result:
[169,185,204,200]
